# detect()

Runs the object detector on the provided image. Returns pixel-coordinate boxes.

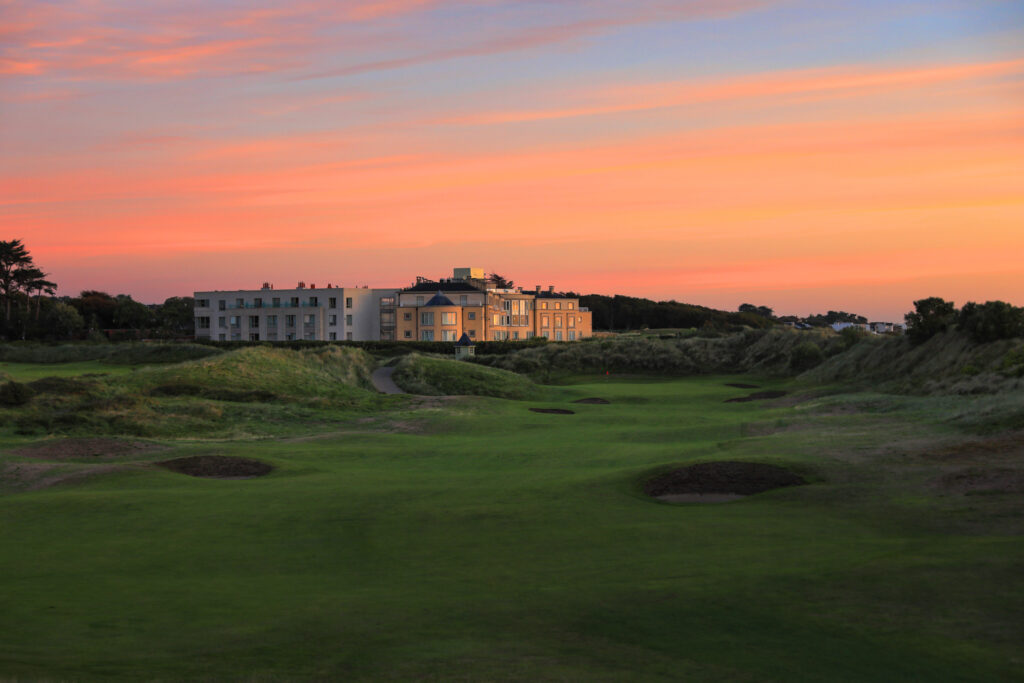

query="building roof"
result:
[402,280,483,293]
[423,291,455,306]
[456,333,474,346]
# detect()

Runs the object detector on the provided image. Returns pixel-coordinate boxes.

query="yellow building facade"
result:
[395,271,593,342]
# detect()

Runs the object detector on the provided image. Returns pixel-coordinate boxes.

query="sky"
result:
[2,0,1022,321]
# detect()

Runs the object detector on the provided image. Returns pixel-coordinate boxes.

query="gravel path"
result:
[371,366,405,394]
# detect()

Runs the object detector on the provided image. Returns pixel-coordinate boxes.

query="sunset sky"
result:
[2,0,1022,320]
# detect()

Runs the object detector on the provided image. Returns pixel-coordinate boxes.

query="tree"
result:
[738,303,774,319]
[0,239,34,327]
[905,297,957,345]
[489,273,515,289]
[957,301,1024,343]
[156,297,195,337]
[41,302,84,340]
[112,294,154,329]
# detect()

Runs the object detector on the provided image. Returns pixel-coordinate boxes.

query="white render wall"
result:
[193,287,397,342]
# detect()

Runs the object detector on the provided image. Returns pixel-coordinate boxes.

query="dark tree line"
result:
[906,296,1024,345]
[0,240,194,341]
[578,294,773,331]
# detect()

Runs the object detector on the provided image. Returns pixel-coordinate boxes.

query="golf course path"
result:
[371,366,404,394]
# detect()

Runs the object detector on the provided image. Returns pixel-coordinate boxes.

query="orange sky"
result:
[2,0,1023,320]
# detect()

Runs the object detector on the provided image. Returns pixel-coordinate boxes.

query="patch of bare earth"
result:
[644,461,807,504]
[157,455,273,479]
[529,408,575,415]
[2,461,136,492]
[10,438,167,460]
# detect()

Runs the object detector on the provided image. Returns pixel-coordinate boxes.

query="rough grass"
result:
[474,327,844,379]
[2,346,393,439]
[392,353,544,399]
[802,330,1024,394]
[0,342,224,365]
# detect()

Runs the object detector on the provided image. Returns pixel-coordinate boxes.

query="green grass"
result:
[1,375,1022,680]
[392,352,546,399]
[0,360,134,381]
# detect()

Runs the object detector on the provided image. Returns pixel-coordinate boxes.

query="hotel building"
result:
[194,268,592,343]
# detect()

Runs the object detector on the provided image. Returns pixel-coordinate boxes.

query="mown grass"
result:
[392,352,546,399]
[0,373,1022,680]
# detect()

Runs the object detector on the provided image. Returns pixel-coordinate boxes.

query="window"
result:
[272,297,280,307]
[249,333,260,341]
[555,302,561,309]
[345,297,353,308]
[218,300,226,311]
[403,312,412,321]
[346,332,353,341]
[512,331,519,340]
[555,331,563,341]
[329,297,337,308]
[468,329,476,338]
[231,332,241,341]
[249,316,259,328]
[345,314,352,326]
[568,316,575,328]
[542,315,549,327]
[267,332,278,341]
[421,312,434,326]
[254,298,262,307]
[309,296,318,306]
[304,314,315,325]
[218,316,226,328]
[218,333,226,341]
[286,333,295,341]
[467,312,476,320]
[329,315,337,325]
[404,330,412,338]
[236,298,244,308]
[492,314,500,325]
[286,315,296,327]
[290,297,299,307]
[460,295,468,305]
[568,331,576,340]
[555,317,562,328]
[196,299,209,308]
[230,316,240,328]
[541,301,548,309]
[442,330,457,341]
[267,315,278,327]
[441,312,456,325]
[329,332,337,341]
[568,302,574,310]
[541,329,550,338]
[421,330,434,341]
[196,317,210,329]
[416,296,424,305]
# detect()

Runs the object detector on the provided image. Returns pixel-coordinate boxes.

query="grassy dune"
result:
[392,352,545,399]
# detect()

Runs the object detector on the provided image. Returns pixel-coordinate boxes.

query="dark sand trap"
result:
[725,390,788,403]
[12,438,166,460]
[529,408,575,415]
[573,397,610,404]
[725,383,760,389]
[157,455,273,479]
[644,461,807,503]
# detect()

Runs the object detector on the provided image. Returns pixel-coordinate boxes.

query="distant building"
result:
[193,283,396,342]
[193,268,593,342]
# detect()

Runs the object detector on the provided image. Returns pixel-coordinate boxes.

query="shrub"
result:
[958,301,1024,343]
[0,381,34,406]
[790,342,825,372]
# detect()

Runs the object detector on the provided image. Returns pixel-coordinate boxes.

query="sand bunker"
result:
[725,383,760,389]
[725,390,788,403]
[157,455,273,479]
[11,438,166,460]
[529,408,575,415]
[644,461,806,503]
[573,397,610,404]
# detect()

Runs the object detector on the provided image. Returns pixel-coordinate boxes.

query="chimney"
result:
[534,285,540,293]
[548,285,554,294]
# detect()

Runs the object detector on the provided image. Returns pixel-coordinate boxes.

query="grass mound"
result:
[12,438,166,460]
[127,345,377,402]
[0,342,223,365]
[392,353,543,399]
[644,461,807,498]
[157,455,273,478]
